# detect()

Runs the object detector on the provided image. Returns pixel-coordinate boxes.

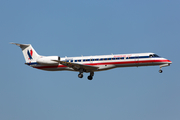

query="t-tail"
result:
[11,43,40,63]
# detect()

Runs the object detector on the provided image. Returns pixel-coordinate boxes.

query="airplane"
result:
[11,43,172,80]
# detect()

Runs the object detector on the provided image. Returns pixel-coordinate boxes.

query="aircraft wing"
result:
[52,60,99,71]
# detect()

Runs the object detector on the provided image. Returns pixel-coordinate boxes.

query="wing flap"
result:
[52,60,99,70]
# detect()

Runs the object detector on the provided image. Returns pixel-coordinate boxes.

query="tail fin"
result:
[11,43,40,63]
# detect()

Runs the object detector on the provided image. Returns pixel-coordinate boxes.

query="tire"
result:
[78,74,83,78]
[159,70,163,73]
[88,76,93,80]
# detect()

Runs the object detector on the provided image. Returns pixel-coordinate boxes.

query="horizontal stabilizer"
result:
[10,43,30,48]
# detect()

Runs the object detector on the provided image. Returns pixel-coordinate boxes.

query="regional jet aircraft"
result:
[11,43,172,80]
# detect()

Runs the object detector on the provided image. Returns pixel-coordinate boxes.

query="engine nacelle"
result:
[37,56,60,65]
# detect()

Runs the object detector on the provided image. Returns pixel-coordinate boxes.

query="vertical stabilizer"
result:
[11,43,40,63]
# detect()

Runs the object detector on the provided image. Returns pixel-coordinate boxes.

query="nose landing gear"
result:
[159,66,163,73]
[159,64,171,73]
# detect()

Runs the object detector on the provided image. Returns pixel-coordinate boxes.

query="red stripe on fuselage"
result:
[33,59,171,69]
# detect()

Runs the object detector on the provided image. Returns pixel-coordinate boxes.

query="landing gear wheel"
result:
[88,76,93,80]
[159,70,163,73]
[78,74,83,78]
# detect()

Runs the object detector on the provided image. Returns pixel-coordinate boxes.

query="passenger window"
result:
[75,60,77,62]
[95,59,99,61]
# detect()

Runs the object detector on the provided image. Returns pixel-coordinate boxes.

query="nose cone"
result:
[167,59,172,64]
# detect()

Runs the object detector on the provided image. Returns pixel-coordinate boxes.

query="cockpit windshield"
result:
[149,54,160,58]
[153,54,159,57]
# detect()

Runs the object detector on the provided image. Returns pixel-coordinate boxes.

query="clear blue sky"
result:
[1,0,180,120]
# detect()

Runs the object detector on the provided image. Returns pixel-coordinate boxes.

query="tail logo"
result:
[27,49,33,60]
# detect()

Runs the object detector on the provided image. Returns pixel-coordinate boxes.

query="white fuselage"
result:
[27,52,172,72]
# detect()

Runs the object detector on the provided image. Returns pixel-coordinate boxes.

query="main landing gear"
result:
[78,68,84,78]
[78,69,94,80]
[87,72,94,80]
